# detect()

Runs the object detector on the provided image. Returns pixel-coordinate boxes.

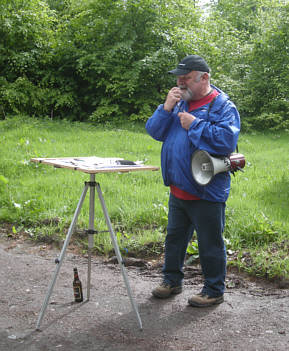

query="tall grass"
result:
[1,116,288,279]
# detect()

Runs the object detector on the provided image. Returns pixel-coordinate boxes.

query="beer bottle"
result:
[73,267,83,302]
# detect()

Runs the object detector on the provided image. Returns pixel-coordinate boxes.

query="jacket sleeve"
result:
[145,104,174,142]
[188,101,240,155]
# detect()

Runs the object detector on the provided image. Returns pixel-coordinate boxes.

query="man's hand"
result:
[178,112,195,130]
[163,87,182,112]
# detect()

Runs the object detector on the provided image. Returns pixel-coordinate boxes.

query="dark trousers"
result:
[163,193,226,297]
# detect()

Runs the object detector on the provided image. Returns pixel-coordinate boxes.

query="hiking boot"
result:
[152,282,182,299]
[188,293,224,307]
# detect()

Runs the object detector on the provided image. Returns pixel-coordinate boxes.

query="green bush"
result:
[1,0,289,126]
[243,112,289,131]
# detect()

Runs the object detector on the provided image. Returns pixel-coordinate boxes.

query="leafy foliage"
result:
[0,0,288,127]
[0,0,79,119]
[0,0,55,116]
[59,0,199,122]
[209,0,289,130]
[243,1,289,128]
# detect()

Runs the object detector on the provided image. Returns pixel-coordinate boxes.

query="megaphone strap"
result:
[207,96,217,117]
[206,94,240,155]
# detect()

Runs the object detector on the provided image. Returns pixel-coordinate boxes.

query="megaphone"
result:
[191,150,245,186]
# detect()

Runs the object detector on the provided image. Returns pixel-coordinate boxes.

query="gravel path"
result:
[0,237,288,351]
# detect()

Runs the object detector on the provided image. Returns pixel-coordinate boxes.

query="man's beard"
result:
[179,85,193,102]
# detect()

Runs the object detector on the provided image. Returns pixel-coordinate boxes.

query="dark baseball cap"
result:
[169,55,210,75]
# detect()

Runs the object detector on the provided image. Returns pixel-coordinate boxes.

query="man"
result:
[145,54,240,307]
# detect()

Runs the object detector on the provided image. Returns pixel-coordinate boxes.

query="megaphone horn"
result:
[191,150,232,186]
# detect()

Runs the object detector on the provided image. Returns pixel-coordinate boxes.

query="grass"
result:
[224,132,289,279]
[0,116,289,280]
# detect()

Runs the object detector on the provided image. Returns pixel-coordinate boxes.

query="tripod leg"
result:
[95,183,143,330]
[36,183,89,330]
[87,174,96,300]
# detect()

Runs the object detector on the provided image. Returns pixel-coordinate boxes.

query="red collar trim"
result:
[188,89,219,111]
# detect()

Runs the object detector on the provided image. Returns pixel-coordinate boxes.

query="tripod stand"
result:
[32,159,159,330]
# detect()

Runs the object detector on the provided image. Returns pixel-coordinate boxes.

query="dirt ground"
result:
[0,233,289,351]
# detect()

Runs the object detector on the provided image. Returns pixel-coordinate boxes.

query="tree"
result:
[211,0,260,37]
[209,0,289,130]
[1,0,287,127]
[243,1,289,129]
[0,0,57,117]
[59,0,202,122]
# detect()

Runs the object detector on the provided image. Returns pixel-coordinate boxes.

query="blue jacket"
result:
[145,86,240,202]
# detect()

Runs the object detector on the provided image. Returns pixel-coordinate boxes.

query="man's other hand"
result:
[178,112,195,130]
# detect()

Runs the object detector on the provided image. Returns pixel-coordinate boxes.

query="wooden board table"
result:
[31,157,159,331]
[31,156,158,173]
